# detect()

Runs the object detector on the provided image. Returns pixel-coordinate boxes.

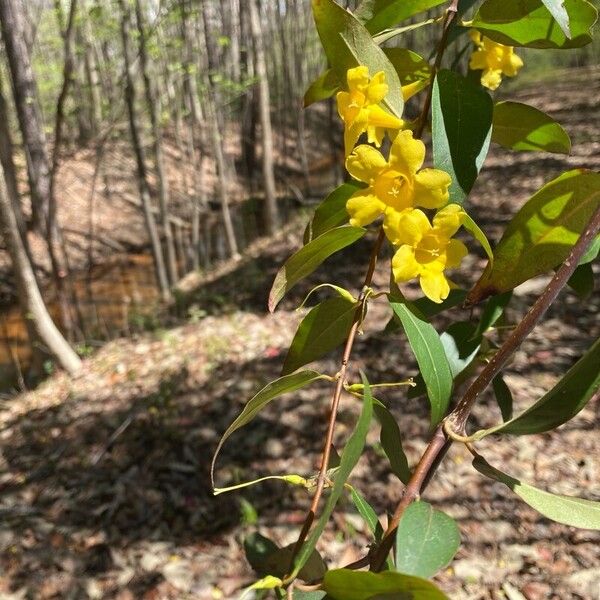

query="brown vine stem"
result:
[370,202,600,571]
[286,227,386,576]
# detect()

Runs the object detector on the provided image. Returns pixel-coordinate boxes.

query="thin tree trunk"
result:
[0,0,51,232]
[248,0,279,235]
[0,162,81,376]
[118,0,170,301]
[134,0,178,285]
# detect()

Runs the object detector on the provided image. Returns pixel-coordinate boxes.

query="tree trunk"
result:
[247,0,279,235]
[0,0,51,233]
[118,0,170,301]
[0,162,81,376]
[134,0,179,285]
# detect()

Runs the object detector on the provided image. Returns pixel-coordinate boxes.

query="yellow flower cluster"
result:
[337,66,467,303]
[469,31,523,91]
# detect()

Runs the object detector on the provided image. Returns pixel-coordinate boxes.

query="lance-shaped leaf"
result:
[471,0,597,49]
[462,210,494,263]
[542,0,573,37]
[374,401,411,483]
[355,0,446,33]
[467,169,600,304]
[567,262,595,299]
[492,101,571,154]
[432,70,493,205]
[390,300,453,425]
[322,569,449,600]
[480,336,600,437]
[440,321,481,379]
[349,486,384,540]
[290,373,373,579]
[473,456,600,530]
[304,182,362,243]
[304,69,341,107]
[211,370,327,486]
[395,501,461,578]
[269,225,365,312]
[383,48,432,100]
[282,296,358,375]
[311,0,403,119]
[492,374,514,422]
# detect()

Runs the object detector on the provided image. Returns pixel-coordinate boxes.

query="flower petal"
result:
[469,30,483,47]
[469,50,488,71]
[366,104,403,130]
[366,124,386,147]
[366,71,388,104]
[344,121,367,156]
[390,130,425,177]
[432,203,463,237]
[413,168,451,209]
[385,208,430,246]
[504,51,524,76]
[346,145,388,183]
[445,239,468,269]
[481,68,502,90]
[420,269,450,303]
[392,245,421,282]
[347,66,370,92]
[346,190,386,227]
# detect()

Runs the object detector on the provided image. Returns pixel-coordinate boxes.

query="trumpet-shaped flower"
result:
[337,66,404,155]
[469,30,523,91]
[390,205,468,303]
[345,130,452,232]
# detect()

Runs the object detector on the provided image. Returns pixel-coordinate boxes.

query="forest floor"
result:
[0,67,599,599]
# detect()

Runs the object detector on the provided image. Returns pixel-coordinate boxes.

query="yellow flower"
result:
[337,66,403,156]
[345,130,452,232]
[390,205,468,303]
[469,30,523,91]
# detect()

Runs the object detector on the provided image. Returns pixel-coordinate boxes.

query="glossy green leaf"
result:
[304,183,361,244]
[492,101,571,154]
[383,48,432,100]
[322,569,449,600]
[283,297,358,375]
[567,262,595,298]
[245,532,279,575]
[467,170,600,303]
[461,210,494,263]
[291,373,373,579]
[471,0,597,49]
[355,0,446,34]
[440,321,481,378]
[349,486,383,539]
[432,70,493,205]
[390,300,453,425]
[269,225,365,312]
[304,69,341,107]
[395,501,461,578]
[372,17,438,44]
[474,291,512,337]
[481,337,600,436]
[473,456,600,529]
[541,0,573,36]
[311,0,404,119]
[492,374,513,421]
[579,234,600,264]
[211,370,327,486]
[374,401,411,483]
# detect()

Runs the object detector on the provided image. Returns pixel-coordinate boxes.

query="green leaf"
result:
[471,0,597,49]
[374,401,411,483]
[432,70,493,205]
[211,370,327,486]
[395,501,461,578]
[245,532,279,575]
[492,101,571,154]
[567,262,595,299]
[541,0,573,37]
[269,225,366,312]
[461,210,494,263]
[304,183,361,244]
[293,591,327,600]
[383,48,432,100]
[474,291,512,337]
[389,300,453,425]
[473,456,600,529]
[311,0,403,119]
[467,169,600,303]
[322,569,450,600]
[481,337,600,436]
[304,69,341,107]
[291,373,374,579]
[283,297,358,375]
[579,233,600,264]
[492,374,513,421]
[355,0,446,34]
[440,321,481,378]
[372,17,438,45]
[260,544,327,582]
[349,486,383,539]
